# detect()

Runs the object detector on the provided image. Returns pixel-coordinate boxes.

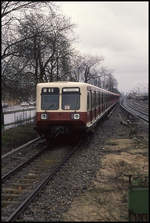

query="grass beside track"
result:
[2,124,38,152]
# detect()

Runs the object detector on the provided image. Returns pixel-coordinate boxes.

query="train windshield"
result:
[62,87,80,110]
[41,88,59,110]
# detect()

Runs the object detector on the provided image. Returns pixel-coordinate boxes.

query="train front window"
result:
[62,88,80,110]
[41,88,59,110]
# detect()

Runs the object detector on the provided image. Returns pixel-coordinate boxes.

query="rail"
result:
[2,137,41,159]
[2,133,85,222]
[2,147,46,183]
[120,98,148,123]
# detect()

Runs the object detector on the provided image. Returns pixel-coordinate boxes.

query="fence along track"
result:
[3,107,36,130]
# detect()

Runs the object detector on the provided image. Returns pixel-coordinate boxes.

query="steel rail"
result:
[127,102,148,116]
[107,103,119,118]
[120,100,148,123]
[129,99,148,109]
[124,103,148,122]
[2,137,41,159]
[131,101,148,111]
[2,147,47,183]
[5,134,85,222]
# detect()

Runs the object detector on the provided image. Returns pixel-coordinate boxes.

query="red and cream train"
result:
[35,82,120,139]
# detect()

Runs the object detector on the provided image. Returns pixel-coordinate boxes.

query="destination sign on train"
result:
[42,88,59,93]
[63,88,79,92]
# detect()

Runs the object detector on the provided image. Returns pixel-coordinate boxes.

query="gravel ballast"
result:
[15,105,148,221]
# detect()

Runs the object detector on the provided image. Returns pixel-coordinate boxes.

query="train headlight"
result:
[72,113,80,120]
[41,113,48,120]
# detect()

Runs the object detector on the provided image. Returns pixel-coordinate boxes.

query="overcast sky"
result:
[56,1,148,93]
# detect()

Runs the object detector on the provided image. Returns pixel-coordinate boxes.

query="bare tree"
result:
[1,1,37,18]
[1,1,54,60]
[7,11,75,84]
[1,2,55,105]
[72,54,104,83]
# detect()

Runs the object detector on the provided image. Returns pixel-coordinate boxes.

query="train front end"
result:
[35,82,87,139]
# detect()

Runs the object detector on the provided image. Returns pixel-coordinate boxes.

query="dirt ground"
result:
[61,107,148,222]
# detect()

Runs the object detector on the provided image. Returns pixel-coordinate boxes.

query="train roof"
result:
[37,81,120,96]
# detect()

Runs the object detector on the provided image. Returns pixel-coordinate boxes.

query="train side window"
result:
[87,91,90,110]
[96,92,99,106]
[90,91,92,110]
[92,91,95,109]
[100,92,102,105]
[100,92,101,105]
[98,92,100,106]
[92,92,94,108]
[95,92,97,106]
[94,91,96,108]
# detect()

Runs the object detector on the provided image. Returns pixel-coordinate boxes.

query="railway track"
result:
[2,147,47,183]
[127,99,148,114]
[2,137,46,177]
[132,99,148,109]
[1,134,84,222]
[120,98,149,123]
[2,137,41,159]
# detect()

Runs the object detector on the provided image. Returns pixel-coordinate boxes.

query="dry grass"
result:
[62,137,148,222]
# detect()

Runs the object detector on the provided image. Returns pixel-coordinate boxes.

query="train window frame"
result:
[41,87,59,110]
[62,87,80,110]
